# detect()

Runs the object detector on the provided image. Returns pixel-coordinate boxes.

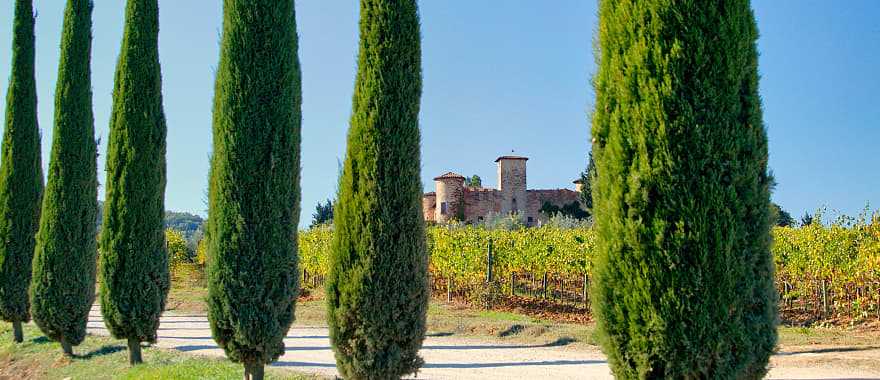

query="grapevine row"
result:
[298,221,880,322]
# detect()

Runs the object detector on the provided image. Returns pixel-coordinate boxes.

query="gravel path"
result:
[86,307,880,380]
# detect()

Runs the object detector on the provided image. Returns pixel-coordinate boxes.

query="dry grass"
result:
[164,284,880,353]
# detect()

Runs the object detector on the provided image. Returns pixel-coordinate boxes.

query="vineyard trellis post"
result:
[486,238,494,283]
[510,272,515,296]
[447,278,452,302]
[876,282,880,319]
[560,278,566,305]
[822,279,828,317]
[542,273,548,299]
[582,274,589,309]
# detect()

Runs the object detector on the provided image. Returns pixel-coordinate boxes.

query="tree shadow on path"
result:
[422,360,605,369]
[776,346,880,356]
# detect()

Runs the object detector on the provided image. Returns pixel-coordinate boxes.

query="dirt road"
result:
[86,307,880,379]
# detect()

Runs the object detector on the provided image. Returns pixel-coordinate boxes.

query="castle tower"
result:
[434,172,465,223]
[496,156,528,216]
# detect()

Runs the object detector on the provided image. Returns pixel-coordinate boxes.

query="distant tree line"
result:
[97,202,206,248]
[464,174,481,188]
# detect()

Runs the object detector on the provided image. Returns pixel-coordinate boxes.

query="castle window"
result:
[527,217,534,225]
[512,198,518,213]
[441,202,448,215]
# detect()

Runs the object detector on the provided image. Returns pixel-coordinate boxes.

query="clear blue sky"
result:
[0,1,877,227]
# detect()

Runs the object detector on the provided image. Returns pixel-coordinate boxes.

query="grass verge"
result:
[0,322,319,380]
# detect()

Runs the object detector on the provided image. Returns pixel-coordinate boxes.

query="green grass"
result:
[0,322,319,380]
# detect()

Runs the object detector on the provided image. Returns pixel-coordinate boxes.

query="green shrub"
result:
[30,0,98,357]
[589,0,776,377]
[206,1,302,379]
[0,0,43,344]
[326,1,429,378]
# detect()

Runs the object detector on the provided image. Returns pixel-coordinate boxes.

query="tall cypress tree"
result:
[99,0,168,366]
[30,0,98,357]
[0,0,43,344]
[206,1,302,379]
[326,1,429,378]
[589,1,777,378]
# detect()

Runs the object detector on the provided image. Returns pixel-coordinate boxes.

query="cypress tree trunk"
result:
[207,0,302,373]
[590,1,777,378]
[61,337,73,357]
[244,362,264,380]
[0,0,43,344]
[127,338,143,365]
[326,1,429,379]
[30,0,98,355]
[12,321,23,343]
[99,0,169,366]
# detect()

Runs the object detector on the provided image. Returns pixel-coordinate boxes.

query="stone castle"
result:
[423,156,582,226]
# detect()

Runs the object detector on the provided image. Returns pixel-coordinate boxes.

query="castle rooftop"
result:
[495,155,529,162]
[433,172,466,181]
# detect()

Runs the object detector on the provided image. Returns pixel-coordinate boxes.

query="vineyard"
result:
[298,214,880,325]
[773,215,880,323]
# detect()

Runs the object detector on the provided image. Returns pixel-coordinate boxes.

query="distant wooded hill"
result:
[97,201,205,240]
[164,211,205,238]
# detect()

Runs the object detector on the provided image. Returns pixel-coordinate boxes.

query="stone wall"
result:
[423,187,581,225]
[462,188,501,223]
[526,189,582,225]
[423,192,436,221]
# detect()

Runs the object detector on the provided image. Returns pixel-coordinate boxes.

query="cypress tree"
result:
[578,152,596,213]
[325,0,429,378]
[0,0,43,344]
[30,0,97,357]
[206,1,302,379]
[589,1,777,378]
[99,0,168,366]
